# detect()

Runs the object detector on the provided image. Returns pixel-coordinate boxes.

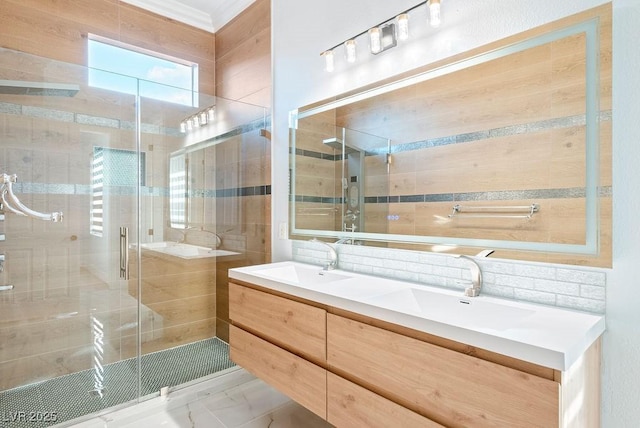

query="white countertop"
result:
[229,261,605,371]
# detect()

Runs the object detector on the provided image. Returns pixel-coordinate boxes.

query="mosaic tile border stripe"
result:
[0,101,270,138]
[10,183,272,199]
[293,186,612,205]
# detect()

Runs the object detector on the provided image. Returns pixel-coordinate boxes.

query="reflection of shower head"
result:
[0,80,79,97]
[323,137,359,154]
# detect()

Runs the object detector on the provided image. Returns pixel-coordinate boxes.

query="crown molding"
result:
[121,0,215,33]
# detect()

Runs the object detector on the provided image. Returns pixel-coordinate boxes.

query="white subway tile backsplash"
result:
[556,295,606,313]
[534,278,581,296]
[489,273,536,289]
[556,269,606,285]
[431,265,464,279]
[483,261,517,275]
[418,274,448,287]
[513,288,557,306]
[291,241,607,314]
[580,284,606,300]
[482,283,516,299]
[513,264,557,280]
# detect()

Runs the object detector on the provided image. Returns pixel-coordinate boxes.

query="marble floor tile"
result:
[237,401,331,428]
[65,369,333,428]
[199,378,291,427]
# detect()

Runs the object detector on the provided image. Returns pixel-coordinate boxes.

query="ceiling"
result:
[121,0,257,33]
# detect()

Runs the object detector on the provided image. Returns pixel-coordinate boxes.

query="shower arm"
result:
[1,173,63,222]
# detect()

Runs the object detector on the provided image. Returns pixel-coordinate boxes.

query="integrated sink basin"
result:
[363,287,535,331]
[229,261,605,370]
[138,242,240,259]
[253,263,353,285]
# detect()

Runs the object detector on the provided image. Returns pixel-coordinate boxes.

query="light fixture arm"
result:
[320,0,433,54]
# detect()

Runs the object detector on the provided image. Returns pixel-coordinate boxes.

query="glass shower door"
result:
[0,47,142,425]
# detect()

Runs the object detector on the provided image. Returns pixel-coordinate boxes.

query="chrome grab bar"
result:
[448,203,540,219]
[1,173,63,221]
[119,227,129,280]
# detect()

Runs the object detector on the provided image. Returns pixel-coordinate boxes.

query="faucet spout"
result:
[310,238,338,270]
[455,249,494,297]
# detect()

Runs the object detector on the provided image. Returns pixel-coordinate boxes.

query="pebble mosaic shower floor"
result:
[0,338,235,428]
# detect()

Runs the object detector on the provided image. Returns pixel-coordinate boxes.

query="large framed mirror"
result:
[289,5,611,267]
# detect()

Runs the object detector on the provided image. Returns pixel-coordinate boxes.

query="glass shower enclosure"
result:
[0,46,267,426]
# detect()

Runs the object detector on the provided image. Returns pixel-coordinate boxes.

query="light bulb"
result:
[322,50,335,72]
[397,13,410,41]
[428,0,441,28]
[198,111,208,126]
[344,39,357,63]
[368,27,382,54]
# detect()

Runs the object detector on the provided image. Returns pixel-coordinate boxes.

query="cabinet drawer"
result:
[327,314,560,428]
[328,372,443,428]
[229,282,326,362]
[230,325,327,419]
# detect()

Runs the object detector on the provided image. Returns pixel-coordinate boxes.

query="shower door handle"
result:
[119,227,129,280]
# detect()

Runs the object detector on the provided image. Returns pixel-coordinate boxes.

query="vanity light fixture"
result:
[320,1,443,72]
[322,49,335,72]
[428,0,442,28]
[198,111,208,126]
[397,13,410,40]
[344,39,357,63]
[180,106,216,133]
[368,27,382,54]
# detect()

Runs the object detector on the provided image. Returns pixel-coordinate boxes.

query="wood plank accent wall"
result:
[215,0,271,107]
[213,0,272,342]
[0,0,216,94]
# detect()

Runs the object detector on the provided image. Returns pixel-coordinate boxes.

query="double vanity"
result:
[228,261,604,427]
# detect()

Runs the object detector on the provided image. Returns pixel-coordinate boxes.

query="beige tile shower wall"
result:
[212,0,272,342]
[0,0,216,94]
[215,0,271,107]
[127,252,217,357]
[293,111,343,231]
[0,0,215,389]
[0,114,143,390]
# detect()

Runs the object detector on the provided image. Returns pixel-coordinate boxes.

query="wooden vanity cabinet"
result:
[327,314,558,427]
[327,372,444,427]
[228,281,601,428]
[230,325,327,418]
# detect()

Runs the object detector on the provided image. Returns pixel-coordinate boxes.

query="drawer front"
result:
[229,282,326,362]
[327,314,560,428]
[328,372,444,428]
[230,325,327,419]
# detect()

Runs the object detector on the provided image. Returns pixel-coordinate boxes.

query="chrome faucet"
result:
[310,238,338,270]
[455,249,494,297]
